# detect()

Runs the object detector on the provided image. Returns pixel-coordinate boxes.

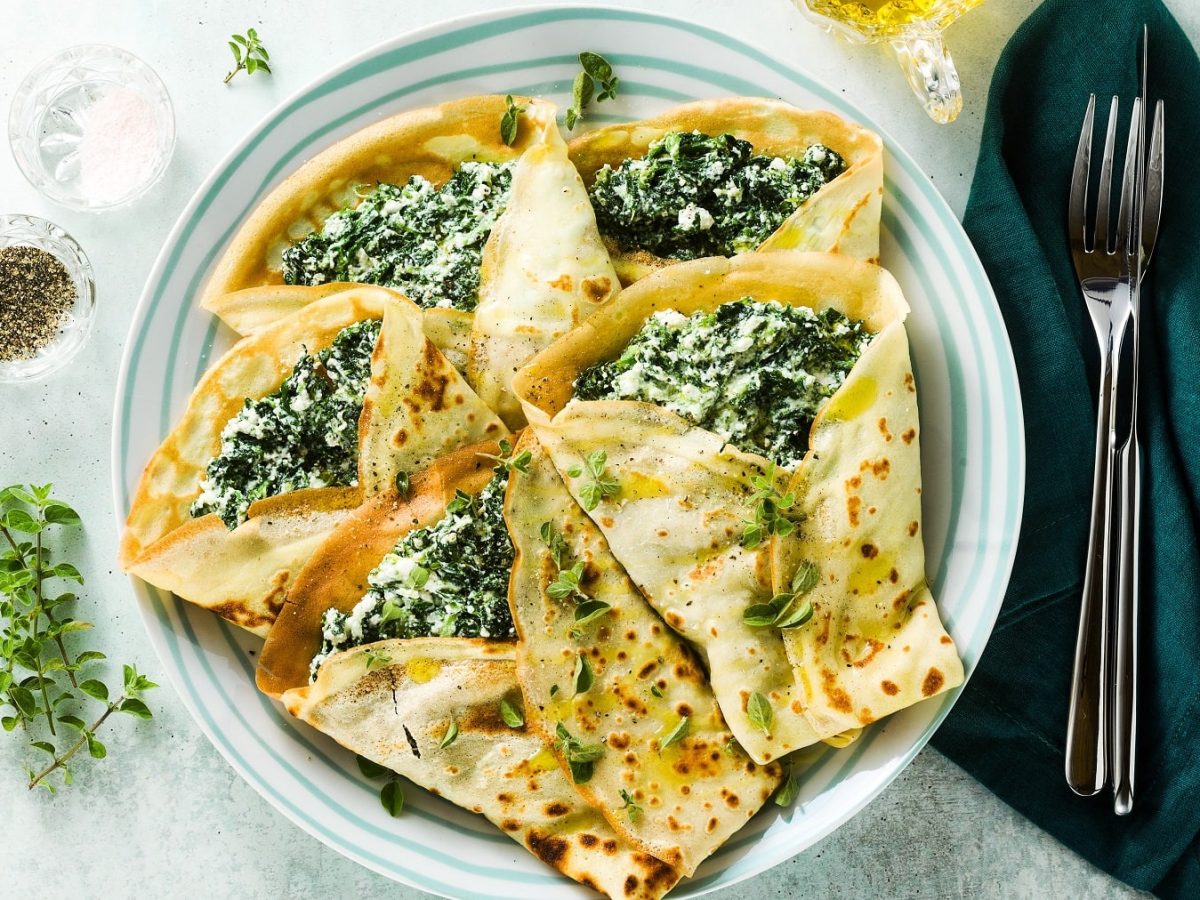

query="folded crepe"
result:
[119,288,505,635]
[568,98,884,284]
[512,251,959,763]
[506,432,781,876]
[282,638,681,900]
[256,441,500,697]
[199,95,550,309]
[770,321,964,737]
[204,284,473,373]
[466,104,618,428]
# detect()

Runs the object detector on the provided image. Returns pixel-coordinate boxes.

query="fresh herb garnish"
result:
[773,771,800,808]
[573,653,594,694]
[395,471,410,497]
[741,463,797,549]
[789,560,820,594]
[380,780,405,816]
[747,691,774,735]
[650,684,663,699]
[568,451,620,511]
[745,560,819,629]
[500,697,525,729]
[547,560,587,601]
[480,439,531,475]
[660,715,689,750]
[0,485,156,792]
[363,648,392,671]
[554,723,605,783]
[619,788,644,823]
[225,28,271,84]
[500,94,525,146]
[439,720,459,749]
[540,521,570,568]
[357,754,389,779]
[570,599,612,638]
[356,753,406,816]
[565,52,619,130]
[567,72,592,132]
[445,489,475,515]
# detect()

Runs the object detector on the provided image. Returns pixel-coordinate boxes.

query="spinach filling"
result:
[588,130,846,261]
[191,319,380,530]
[310,470,515,678]
[573,299,871,468]
[280,161,515,312]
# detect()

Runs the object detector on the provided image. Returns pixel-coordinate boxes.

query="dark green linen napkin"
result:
[928,0,1200,895]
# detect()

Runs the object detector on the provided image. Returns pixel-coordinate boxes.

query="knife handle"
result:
[1065,355,1113,796]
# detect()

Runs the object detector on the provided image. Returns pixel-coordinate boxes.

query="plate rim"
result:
[109,4,1026,897]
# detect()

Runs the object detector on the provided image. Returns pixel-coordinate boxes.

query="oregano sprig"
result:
[225,28,272,84]
[356,754,405,817]
[567,450,620,511]
[554,723,605,784]
[479,439,532,476]
[741,462,798,548]
[565,51,619,129]
[0,484,156,792]
[500,94,525,146]
[539,520,612,638]
[619,788,643,823]
[743,560,819,630]
[539,521,570,568]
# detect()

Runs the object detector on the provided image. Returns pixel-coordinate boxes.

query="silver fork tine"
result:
[1096,97,1119,253]
[1142,100,1165,263]
[1069,94,1096,248]
[1115,99,1143,260]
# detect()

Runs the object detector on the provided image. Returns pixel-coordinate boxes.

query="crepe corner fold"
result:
[771,320,964,738]
[467,101,620,430]
[120,288,504,636]
[256,439,501,698]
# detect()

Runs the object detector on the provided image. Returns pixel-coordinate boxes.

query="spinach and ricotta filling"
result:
[280,160,515,311]
[310,471,515,678]
[573,299,871,467]
[588,130,846,261]
[191,319,380,530]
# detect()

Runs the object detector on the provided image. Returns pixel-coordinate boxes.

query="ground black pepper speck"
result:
[0,245,76,362]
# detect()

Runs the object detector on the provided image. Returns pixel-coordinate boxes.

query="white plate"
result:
[111,7,1024,898]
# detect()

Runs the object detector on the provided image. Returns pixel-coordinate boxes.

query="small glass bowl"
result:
[0,215,96,383]
[8,45,175,211]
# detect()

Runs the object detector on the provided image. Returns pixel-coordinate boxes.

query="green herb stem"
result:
[26,696,120,791]
[2,484,155,790]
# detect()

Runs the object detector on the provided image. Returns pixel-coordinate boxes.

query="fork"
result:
[1109,83,1165,815]
[1064,93,1143,798]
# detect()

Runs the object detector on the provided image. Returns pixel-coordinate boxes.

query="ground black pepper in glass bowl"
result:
[0,214,95,382]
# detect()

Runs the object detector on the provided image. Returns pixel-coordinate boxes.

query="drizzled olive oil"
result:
[804,0,982,36]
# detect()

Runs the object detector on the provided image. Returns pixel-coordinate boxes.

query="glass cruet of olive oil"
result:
[796,0,984,124]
